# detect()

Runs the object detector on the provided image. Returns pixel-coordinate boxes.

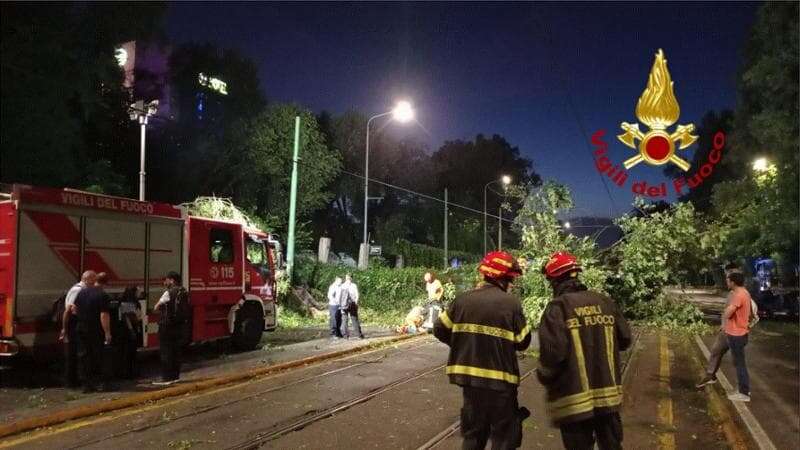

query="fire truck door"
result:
[189,219,243,340]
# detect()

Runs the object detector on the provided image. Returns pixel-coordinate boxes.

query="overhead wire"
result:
[297,156,609,229]
[528,7,619,218]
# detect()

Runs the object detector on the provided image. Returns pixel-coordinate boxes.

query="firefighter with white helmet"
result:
[537,251,631,450]
[433,250,531,449]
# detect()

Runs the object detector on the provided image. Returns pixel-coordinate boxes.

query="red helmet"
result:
[542,251,581,279]
[479,251,523,280]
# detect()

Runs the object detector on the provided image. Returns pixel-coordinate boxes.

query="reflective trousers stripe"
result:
[446,364,519,384]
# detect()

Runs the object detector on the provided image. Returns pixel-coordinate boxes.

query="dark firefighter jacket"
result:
[537,278,631,425]
[433,283,531,392]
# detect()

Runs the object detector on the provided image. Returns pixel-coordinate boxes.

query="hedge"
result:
[293,257,480,316]
[385,239,480,268]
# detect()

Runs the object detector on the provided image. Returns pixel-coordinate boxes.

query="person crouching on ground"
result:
[537,252,631,450]
[434,250,531,450]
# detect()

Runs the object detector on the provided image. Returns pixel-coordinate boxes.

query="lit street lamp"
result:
[564,221,571,229]
[752,157,771,172]
[361,101,415,268]
[484,175,511,254]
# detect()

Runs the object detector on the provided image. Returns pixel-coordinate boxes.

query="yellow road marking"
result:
[690,350,749,450]
[0,337,430,448]
[657,334,676,450]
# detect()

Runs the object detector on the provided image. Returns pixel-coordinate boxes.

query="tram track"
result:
[1,337,438,449]
[226,362,447,449]
[60,339,438,449]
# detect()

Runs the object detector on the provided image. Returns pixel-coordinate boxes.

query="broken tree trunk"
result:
[286,286,328,318]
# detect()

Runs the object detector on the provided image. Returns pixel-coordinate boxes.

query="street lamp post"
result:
[129,100,159,201]
[483,175,511,254]
[360,101,414,269]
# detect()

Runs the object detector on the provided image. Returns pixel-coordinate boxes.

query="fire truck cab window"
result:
[210,229,234,263]
[246,238,266,266]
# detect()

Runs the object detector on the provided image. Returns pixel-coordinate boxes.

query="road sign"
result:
[369,245,382,256]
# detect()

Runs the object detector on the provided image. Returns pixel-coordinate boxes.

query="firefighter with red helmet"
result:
[433,250,531,450]
[537,252,631,450]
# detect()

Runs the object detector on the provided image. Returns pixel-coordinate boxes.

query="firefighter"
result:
[537,252,631,450]
[153,271,188,385]
[433,250,531,450]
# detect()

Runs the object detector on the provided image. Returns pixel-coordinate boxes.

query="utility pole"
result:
[286,116,301,280]
[443,188,448,269]
[498,205,502,250]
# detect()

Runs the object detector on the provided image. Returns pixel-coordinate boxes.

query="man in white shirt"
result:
[327,277,343,338]
[339,274,364,339]
[153,271,186,385]
[60,270,96,387]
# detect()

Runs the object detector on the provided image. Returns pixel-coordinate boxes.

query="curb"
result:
[693,335,776,450]
[0,332,425,440]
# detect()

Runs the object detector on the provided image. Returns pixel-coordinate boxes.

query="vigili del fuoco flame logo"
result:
[618,49,697,171]
[591,49,726,199]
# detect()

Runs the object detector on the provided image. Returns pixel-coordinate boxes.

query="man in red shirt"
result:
[697,271,752,402]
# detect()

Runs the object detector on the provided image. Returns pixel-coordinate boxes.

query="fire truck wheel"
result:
[233,303,265,351]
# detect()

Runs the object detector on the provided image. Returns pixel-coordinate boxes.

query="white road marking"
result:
[694,335,777,450]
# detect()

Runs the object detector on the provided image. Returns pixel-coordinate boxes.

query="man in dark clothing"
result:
[60,270,96,388]
[537,252,631,450]
[434,250,531,450]
[73,273,112,393]
[153,271,187,385]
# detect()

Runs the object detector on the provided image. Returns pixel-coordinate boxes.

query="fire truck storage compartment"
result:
[14,205,183,350]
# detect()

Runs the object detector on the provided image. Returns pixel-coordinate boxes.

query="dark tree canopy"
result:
[1,2,167,194]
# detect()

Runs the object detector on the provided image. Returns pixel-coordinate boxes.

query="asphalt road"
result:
[0,326,395,424]
[688,292,800,450]
[1,328,742,450]
[5,295,784,450]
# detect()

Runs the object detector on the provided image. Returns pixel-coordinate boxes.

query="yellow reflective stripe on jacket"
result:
[515,324,531,343]
[550,395,623,420]
[570,327,590,391]
[451,322,530,343]
[548,387,623,420]
[438,311,453,329]
[446,364,520,384]
[548,386,623,409]
[604,325,616,382]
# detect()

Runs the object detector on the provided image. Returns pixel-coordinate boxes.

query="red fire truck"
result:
[0,185,279,362]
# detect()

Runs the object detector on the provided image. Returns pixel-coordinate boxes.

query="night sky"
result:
[166,1,759,218]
